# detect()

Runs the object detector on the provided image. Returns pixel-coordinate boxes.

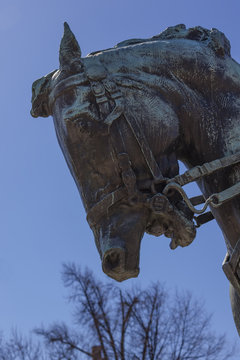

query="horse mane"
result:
[89,24,231,58]
[32,24,231,117]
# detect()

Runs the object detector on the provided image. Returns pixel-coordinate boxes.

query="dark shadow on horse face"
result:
[93,202,149,282]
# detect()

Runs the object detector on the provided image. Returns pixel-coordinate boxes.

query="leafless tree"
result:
[34,263,236,360]
[0,330,45,360]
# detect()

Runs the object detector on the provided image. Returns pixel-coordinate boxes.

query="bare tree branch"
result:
[0,265,236,360]
[35,324,92,358]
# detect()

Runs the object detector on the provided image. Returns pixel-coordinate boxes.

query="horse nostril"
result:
[103,249,125,273]
[102,248,139,282]
[109,251,118,263]
[105,251,120,270]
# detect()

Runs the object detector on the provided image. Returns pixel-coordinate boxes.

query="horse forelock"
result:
[31,70,59,118]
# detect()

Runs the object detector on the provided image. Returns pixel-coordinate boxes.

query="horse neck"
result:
[179,111,240,251]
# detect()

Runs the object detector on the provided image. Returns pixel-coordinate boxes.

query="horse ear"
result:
[59,22,83,72]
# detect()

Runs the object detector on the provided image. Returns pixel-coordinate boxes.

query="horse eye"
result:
[62,88,76,106]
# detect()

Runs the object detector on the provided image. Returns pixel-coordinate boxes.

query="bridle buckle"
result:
[149,193,173,214]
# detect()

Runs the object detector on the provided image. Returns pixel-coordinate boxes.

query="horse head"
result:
[31,23,198,281]
[31,22,240,335]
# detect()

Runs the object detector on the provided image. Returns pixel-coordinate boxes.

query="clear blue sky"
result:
[1,0,240,351]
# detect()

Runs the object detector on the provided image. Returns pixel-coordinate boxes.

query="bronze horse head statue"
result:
[31,23,240,334]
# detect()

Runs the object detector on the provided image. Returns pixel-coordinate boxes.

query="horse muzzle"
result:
[102,247,139,282]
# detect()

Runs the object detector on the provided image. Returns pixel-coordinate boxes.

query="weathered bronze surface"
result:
[31,23,240,335]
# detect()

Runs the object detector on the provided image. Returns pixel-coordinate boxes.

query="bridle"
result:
[49,66,240,292]
[49,69,240,233]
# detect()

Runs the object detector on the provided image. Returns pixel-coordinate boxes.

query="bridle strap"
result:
[87,151,240,227]
[86,75,166,227]
[49,73,88,108]
[123,109,165,181]
[194,212,214,228]
[173,152,240,186]
[162,152,240,215]
[87,187,127,227]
